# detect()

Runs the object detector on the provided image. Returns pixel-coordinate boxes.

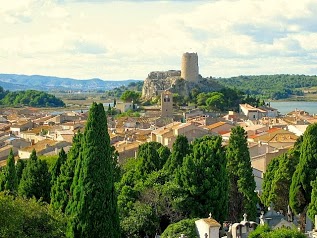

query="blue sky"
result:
[1,0,317,80]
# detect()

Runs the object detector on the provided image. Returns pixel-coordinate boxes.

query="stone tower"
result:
[161,90,173,117]
[181,52,199,82]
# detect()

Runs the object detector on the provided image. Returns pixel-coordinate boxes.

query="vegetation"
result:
[290,123,317,231]
[226,126,257,221]
[248,224,305,238]
[215,74,316,99]
[0,193,66,238]
[66,102,120,238]
[120,90,141,103]
[0,149,18,194]
[0,88,65,107]
[18,150,51,203]
[160,218,198,238]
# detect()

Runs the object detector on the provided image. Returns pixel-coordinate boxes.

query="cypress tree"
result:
[164,135,190,176]
[226,126,257,222]
[18,149,51,202]
[16,159,26,185]
[175,135,228,222]
[290,123,317,231]
[51,132,83,212]
[50,148,67,184]
[137,142,162,177]
[3,149,18,194]
[66,102,120,238]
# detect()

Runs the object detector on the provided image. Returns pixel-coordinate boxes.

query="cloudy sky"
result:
[1,0,317,80]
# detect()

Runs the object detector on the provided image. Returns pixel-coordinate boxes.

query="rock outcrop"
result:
[142,70,223,100]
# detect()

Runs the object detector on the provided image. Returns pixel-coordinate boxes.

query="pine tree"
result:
[18,149,51,202]
[50,148,67,184]
[3,149,18,194]
[51,132,83,213]
[226,126,257,222]
[66,102,120,238]
[176,135,228,222]
[290,123,317,231]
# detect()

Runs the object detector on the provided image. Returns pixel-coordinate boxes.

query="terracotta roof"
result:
[22,125,51,134]
[206,121,227,130]
[20,139,58,153]
[240,104,267,113]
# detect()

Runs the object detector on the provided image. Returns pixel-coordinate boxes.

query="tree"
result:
[0,192,66,238]
[2,149,18,194]
[18,149,51,203]
[15,159,26,184]
[66,102,120,238]
[226,126,257,222]
[206,92,224,111]
[164,135,190,176]
[175,135,228,222]
[161,218,198,238]
[261,150,299,213]
[290,123,317,230]
[51,132,83,213]
[120,90,141,103]
[50,148,67,185]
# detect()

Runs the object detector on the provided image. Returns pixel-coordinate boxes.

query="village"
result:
[0,92,317,237]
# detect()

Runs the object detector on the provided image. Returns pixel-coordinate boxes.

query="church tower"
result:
[161,91,173,117]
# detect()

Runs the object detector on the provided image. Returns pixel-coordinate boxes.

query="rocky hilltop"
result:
[142,70,223,100]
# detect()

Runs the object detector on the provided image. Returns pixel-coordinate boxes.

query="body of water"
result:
[270,101,317,115]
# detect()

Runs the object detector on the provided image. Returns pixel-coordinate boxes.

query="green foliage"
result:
[2,149,18,194]
[160,218,198,238]
[51,132,82,213]
[248,225,305,238]
[290,123,317,216]
[164,135,190,177]
[115,110,141,118]
[18,150,51,203]
[0,192,66,238]
[120,90,141,103]
[1,90,65,107]
[248,224,271,238]
[66,102,120,238]
[215,74,313,99]
[15,159,26,184]
[137,142,165,177]
[261,149,299,212]
[175,135,228,222]
[226,126,257,222]
[50,148,67,184]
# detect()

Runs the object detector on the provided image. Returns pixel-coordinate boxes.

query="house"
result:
[239,104,267,120]
[0,145,18,161]
[258,105,278,118]
[18,139,71,159]
[116,102,134,113]
[150,122,212,148]
[10,121,34,136]
[205,121,234,135]
[20,125,52,144]
[114,140,142,164]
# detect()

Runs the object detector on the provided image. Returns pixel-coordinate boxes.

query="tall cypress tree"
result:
[18,149,51,202]
[290,123,317,231]
[16,159,26,185]
[226,126,257,222]
[51,132,83,213]
[3,149,18,194]
[175,135,228,222]
[66,102,120,238]
[164,135,190,176]
[50,148,67,185]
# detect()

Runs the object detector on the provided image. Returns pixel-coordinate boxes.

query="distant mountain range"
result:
[0,74,142,91]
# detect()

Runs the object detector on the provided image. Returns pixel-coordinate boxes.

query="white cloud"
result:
[0,0,317,79]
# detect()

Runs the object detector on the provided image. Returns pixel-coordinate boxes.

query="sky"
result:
[1,0,317,80]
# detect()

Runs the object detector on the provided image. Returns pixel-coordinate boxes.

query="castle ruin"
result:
[141,52,221,100]
[181,52,199,82]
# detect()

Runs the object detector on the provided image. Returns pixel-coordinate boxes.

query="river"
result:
[269,101,317,115]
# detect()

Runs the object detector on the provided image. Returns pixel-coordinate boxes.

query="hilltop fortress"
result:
[141,52,222,100]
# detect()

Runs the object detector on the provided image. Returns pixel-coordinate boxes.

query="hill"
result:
[215,74,317,100]
[0,74,142,92]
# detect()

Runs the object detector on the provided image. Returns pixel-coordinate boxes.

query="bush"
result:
[0,192,66,238]
[248,225,305,238]
[161,218,198,238]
